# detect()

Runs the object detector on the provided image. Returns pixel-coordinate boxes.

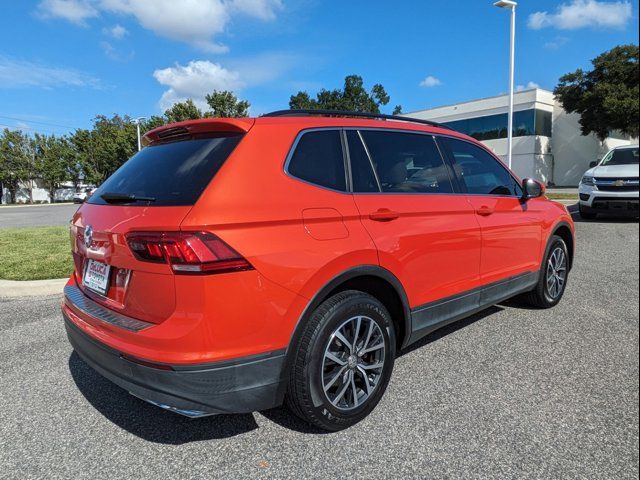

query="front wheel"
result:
[523,235,570,308]
[285,290,395,431]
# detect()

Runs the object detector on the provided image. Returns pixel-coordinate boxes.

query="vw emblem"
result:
[84,225,93,248]
[615,179,625,187]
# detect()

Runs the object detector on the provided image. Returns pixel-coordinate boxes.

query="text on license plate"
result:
[83,259,111,295]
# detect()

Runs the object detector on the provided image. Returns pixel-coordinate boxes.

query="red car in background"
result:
[62,110,575,431]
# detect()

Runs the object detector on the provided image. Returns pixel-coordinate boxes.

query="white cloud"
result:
[0,56,100,89]
[528,0,632,30]
[544,36,570,49]
[100,0,230,52]
[516,81,540,92]
[100,41,134,61]
[36,0,98,25]
[103,23,128,39]
[419,75,442,88]
[153,60,243,111]
[37,0,283,51]
[229,0,283,20]
[153,54,295,111]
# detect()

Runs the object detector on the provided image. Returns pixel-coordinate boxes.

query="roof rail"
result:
[262,109,453,131]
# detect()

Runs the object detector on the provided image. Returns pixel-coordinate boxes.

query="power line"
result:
[0,114,78,130]
[0,123,69,137]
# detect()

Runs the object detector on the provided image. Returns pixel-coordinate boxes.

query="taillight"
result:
[125,231,253,275]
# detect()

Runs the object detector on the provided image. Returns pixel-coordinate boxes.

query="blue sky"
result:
[0,0,638,136]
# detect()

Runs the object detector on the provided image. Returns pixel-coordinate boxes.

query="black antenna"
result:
[262,109,453,131]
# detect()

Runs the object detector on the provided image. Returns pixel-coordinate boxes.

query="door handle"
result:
[476,205,494,216]
[369,209,400,222]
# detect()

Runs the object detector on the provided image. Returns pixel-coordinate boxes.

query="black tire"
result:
[285,290,396,431]
[523,235,570,308]
[579,204,597,220]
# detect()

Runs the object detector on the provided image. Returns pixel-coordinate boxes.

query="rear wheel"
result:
[523,235,569,308]
[579,204,597,220]
[285,290,395,431]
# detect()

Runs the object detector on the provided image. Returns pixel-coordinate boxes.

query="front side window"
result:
[358,130,454,194]
[287,130,346,191]
[441,137,521,196]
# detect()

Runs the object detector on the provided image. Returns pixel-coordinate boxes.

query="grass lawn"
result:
[546,193,578,200]
[0,226,73,281]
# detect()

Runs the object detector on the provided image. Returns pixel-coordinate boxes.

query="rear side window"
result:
[287,130,346,191]
[359,130,454,194]
[346,130,379,192]
[440,137,521,196]
[89,134,243,206]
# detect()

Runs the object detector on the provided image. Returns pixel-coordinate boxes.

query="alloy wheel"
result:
[546,246,567,299]
[321,316,386,411]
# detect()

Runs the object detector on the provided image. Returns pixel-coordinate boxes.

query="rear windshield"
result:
[89,134,243,206]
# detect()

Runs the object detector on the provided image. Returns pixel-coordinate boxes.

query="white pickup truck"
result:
[578,145,639,219]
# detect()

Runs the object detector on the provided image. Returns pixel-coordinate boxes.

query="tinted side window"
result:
[346,130,379,192]
[359,131,453,194]
[288,130,346,191]
[441,137,521,196]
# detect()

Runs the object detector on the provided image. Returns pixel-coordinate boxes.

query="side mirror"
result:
[589,161,598,168]
[522,178,545,200]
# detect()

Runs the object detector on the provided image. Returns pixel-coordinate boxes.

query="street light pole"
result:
[134,117,146,152]
[494,0,517,170]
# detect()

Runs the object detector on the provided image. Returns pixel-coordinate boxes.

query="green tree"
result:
[205,90,250,117]
[164,99,203,123]
[141,115,167,135]
[73,115,137,185]
[34,134,74,202]
[289,75,394,114]
[554,44,639,141]
[0,129,32,203]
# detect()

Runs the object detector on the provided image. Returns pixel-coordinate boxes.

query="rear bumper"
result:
[64,313,286,416]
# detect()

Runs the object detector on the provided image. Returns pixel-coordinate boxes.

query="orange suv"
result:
[63,110,575,430]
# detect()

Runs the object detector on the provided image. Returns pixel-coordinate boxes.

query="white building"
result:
[406,88,635,186]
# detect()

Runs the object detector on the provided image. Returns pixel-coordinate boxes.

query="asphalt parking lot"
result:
[0,213,638,479]
[0,203,79,228]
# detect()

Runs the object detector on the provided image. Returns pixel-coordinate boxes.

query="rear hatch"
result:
[71,119,252,324]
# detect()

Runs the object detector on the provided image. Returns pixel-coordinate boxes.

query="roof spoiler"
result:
[143,118,255,146]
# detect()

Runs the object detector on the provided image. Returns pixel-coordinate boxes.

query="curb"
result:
[0,203,77,209]
[0,278,68,299]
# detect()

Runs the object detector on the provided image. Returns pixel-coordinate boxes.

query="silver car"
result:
[578,145,639,219]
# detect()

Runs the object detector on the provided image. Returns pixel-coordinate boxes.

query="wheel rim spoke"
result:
[360,362,384,370]
[546,246,567,299]
[322,315,386,411]
[331,373,352,406]
[325,351,346,366]
[334,330,352,353]
[324,365,348,392]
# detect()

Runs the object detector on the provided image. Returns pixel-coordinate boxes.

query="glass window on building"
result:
[443,109,552,140]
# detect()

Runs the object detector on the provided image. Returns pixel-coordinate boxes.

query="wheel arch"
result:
[550,221,575,270]
[281,266,411,379]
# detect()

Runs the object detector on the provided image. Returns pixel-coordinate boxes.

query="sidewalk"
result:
[0,278,67,298]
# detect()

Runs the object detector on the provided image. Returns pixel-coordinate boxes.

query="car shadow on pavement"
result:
[397,305,502,358]
[68,351,259,444]
[262,306,505,434]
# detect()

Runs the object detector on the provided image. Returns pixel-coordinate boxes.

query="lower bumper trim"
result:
[64,314,287,416]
